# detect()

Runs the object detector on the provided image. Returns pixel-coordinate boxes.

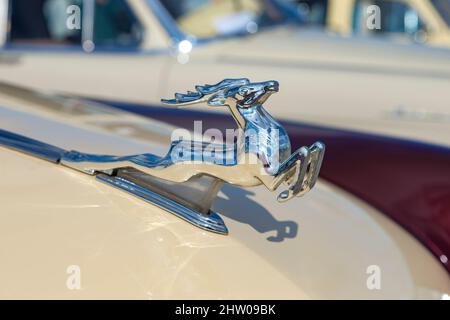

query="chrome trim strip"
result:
[0,129,65,163]
[0,0,7,47]
[81,0,96,51]
[97,173,228,235]
[0,128,228,235]
[147,0,186,42]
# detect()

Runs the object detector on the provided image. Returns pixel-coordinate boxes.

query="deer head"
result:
[161,78,279,109]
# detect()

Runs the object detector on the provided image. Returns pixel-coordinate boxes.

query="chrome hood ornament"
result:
[0,79,325,235]
[160,78,325,202]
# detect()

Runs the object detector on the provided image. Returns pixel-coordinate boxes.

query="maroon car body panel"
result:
[92,99,450,273]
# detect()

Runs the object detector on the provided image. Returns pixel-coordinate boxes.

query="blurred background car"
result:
[294,0,450,47]
[0,0,449,148]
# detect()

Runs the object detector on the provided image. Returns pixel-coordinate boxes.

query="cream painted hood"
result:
[200,27,450,77]
[168,27,450,146]
[0,84,449,299]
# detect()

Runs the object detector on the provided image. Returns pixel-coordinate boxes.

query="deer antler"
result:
[161,78,250,107]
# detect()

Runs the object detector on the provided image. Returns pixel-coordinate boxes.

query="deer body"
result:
[161,78,325,202]
[62,79,325,202]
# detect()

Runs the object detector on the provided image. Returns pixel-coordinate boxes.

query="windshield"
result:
[432,0,450,26]
[160,0,302,38]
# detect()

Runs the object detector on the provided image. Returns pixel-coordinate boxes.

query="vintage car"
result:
[296,0,450,48]
[0,80,449,299]
[0,0,449,146]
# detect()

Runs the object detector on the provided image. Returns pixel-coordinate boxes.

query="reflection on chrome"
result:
[160,78,325,202]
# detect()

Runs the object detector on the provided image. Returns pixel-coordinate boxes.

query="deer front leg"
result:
[278,142,325,202]
[260,142,325,202]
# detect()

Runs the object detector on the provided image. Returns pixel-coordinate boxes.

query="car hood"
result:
[168,27,450,146]
[209,27,450,78]
[0,82,449,299]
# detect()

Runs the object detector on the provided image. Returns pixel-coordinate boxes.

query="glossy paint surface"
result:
[0,90,449,299]
[100,100,450,274]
